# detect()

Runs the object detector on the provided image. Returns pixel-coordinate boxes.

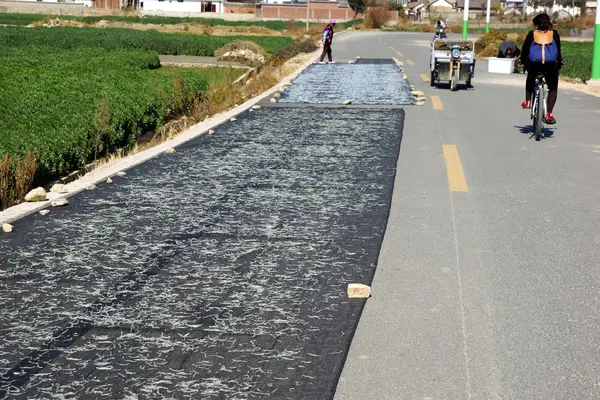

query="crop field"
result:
[0,26,294,55]
[560,42,593,82]
[0,26,273,209]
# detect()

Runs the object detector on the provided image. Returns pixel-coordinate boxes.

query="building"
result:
[140,0,223,12]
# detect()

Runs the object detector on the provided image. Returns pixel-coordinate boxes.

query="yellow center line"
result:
[442,145,469,192]
[420,73,430,82]
[395,51,403,56]
[406,60,415,65]
[431,95,443,110]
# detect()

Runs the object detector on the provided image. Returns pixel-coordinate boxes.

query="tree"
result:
[349,0,366,21]
[526,0,554,12]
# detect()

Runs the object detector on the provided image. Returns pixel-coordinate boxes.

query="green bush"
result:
[0,12,47,25]
[0,45,209,179]
[0,26,294,55]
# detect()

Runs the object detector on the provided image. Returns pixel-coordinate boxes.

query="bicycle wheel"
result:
[535,86,544,141]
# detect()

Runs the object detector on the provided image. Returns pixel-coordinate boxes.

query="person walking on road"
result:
[319,20,336,64]
[520,13,563,124]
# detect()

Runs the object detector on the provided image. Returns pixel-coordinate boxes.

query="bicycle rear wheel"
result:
[535,86,544,141]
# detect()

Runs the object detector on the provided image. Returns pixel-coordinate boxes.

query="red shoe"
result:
[521,100,531,109]
[544,112,556,124]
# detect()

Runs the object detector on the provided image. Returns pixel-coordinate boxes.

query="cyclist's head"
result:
[533,13,552,31]
[437,20,441,25]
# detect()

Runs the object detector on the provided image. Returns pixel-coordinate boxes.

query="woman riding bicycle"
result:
[519,13,562,124]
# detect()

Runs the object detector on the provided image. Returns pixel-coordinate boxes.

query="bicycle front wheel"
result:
[535,87,544,141]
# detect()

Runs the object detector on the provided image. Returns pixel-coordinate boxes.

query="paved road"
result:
[333,32,600,400]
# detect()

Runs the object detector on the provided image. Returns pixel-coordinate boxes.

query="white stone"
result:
[251,105,262,110]
[166,148,176,154]
[416,101,425,106]
[270,98,277,103]
[2,223,13,233]
[230,117,237,122]
[86,184,97,190]
[411,90,425,96]
[117,171,126,177]
[208,129,215,135]
[39,210,50,216]
[106,178,113,184]
[24,187,47,202]
[50,184,68,194]
[51,198,69,207]
[342,100,353,105]
[348,283,371,299]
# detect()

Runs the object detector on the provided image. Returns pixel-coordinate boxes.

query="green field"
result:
[560,41,593,82]
[0,26,293,55]
[0,26,274,208]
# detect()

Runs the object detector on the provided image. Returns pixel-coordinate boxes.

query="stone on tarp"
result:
[347,283,371,299]
[166,148,176,154]
[342,100,353,105]
[2,223,13,233]
[51,198,69,207]
[411,90,425,97]
[39,210,50,216]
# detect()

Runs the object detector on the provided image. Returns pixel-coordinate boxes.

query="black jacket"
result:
[520,30,562,67]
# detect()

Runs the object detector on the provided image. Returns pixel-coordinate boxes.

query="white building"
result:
[141,0,223,13]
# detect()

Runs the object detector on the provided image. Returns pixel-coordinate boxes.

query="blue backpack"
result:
[529,30,558,64]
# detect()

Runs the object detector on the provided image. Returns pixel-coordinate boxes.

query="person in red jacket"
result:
[319,20,336,64]
[519,13,563,124]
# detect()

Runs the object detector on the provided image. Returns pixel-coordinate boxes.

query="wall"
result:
[223,2,255,14]
[140,8,256,17]
[0,0,86,14]
[142,0,223,13]
[258,4,395,21]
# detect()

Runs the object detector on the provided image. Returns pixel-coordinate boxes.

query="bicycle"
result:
[531,73,547,141]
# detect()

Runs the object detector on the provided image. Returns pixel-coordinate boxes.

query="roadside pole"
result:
[462,0,470,39]
[485,0,491,33]
[306,0,310,32]
[591,1,600,80]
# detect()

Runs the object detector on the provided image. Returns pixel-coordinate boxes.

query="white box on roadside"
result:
[487,57,515,74]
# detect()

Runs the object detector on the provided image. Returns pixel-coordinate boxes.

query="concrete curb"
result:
[0,47,322,227]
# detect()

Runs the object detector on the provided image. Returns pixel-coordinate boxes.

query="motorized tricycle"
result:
[430,39,476,91]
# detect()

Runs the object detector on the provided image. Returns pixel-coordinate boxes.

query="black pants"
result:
[526,62,559,92]
[525,62,559,113]
[320,43,332,62]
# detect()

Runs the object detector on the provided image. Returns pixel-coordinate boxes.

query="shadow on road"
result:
[515,124,555,139]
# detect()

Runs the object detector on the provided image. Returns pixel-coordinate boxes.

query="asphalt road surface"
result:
[333,32,600,400]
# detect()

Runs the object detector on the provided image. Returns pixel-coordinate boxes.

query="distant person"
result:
[319,20,336,64]
[497,40,520,59]
[520,13,563,124]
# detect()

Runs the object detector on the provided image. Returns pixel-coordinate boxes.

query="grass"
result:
[561,42,593,82]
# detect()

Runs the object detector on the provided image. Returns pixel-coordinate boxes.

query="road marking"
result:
[420,73,430,82]
[431,95,443,110]
[406,60,415,65]
[442,145,468,192]
[395,50,403,56]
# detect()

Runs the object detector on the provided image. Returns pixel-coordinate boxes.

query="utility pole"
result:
[462,0,470,39]
[591,0,600,81]
[306,0,310,32]
[485,0,491,33]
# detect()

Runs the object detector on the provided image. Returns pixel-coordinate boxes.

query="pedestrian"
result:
[319,19,336,64]
[497,40,520,59]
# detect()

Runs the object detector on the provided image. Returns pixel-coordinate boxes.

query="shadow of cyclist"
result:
[515,125,555,139]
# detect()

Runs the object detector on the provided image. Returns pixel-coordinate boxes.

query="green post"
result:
[485,0,491,33]
[462,0,470,39]
[592,4,600,80]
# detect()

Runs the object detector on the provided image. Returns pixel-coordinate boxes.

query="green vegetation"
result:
[560,42,593,82]
[0,25,274,208]
[0,26,293,55]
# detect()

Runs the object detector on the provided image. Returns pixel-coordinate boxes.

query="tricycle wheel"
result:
[430,71,435,87]
[450,68,459,91]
